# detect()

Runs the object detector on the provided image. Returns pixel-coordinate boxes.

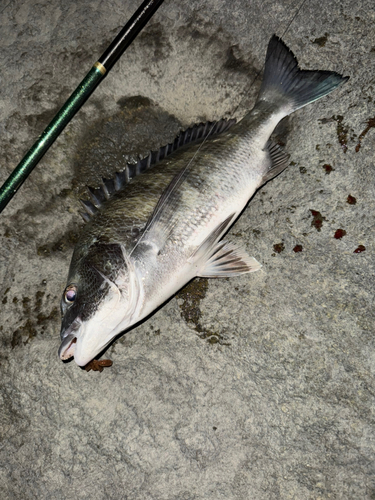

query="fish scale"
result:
[58,36,348,367]
[144,127,268,253]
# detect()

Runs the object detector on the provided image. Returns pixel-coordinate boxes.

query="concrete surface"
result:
[0,0,374,498]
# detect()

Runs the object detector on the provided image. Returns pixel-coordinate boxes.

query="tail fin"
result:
[258,35,348,114]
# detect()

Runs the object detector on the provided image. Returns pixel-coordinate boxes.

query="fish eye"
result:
[64,284,77,304]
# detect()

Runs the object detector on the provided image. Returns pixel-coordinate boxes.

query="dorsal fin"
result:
[80,118,236,222]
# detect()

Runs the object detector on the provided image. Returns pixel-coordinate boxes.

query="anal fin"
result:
[198,241,262,278]
[261,141,290,184]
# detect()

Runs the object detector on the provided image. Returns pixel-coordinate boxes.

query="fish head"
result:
[58,242,142,366]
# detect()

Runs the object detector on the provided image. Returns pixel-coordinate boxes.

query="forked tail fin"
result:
[258,35,348,115]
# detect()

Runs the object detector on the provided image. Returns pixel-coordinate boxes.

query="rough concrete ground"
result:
[0,0,374,498]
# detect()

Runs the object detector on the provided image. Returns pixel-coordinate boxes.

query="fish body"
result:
[59,36,348,366]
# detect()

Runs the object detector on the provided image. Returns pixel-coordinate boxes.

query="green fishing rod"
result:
[0,0,165,213]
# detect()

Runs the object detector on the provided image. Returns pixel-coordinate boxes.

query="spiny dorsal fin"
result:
[80,118,236,222]
[79,199,98,217]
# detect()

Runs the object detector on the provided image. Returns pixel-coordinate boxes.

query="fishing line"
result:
[274,0,349,135]
[280,0,308,41]
[0,1,12,14]
[130,0,309,255]
[177,0,347,182]
[245,0,309,113]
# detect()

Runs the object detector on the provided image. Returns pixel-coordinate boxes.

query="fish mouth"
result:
[58,334,77,361]
[57,327,112,366]
[58,317,81,361]
[57,306,134,366]
[58,315,132,366]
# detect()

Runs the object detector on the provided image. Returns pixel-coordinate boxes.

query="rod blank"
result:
[0,0,165,213]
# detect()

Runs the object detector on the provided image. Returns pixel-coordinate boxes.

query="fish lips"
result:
[58,333,77,361]
[58,318,81,361]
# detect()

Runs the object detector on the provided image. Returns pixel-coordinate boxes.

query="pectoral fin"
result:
[188,214,236,263]
[188,214,261,277]
[198,241,262,278]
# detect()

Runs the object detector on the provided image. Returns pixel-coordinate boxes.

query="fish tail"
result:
[257,35,348,115]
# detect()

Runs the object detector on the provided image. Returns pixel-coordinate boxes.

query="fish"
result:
[58,35,348,367]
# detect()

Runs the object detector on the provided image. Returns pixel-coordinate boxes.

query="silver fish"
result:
[59,36,347,367]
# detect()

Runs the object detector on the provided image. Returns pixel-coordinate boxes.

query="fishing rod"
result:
[0,0,165,214]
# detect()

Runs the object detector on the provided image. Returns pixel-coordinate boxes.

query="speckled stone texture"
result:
[0,1,374,499]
